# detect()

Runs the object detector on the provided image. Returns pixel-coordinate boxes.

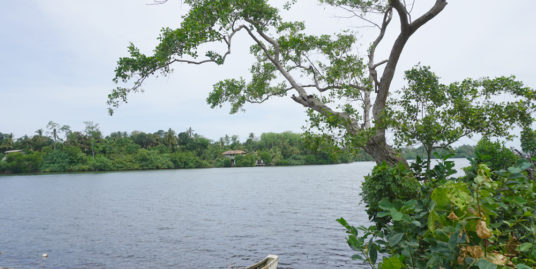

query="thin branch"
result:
[368,7,392,92]
[337,6,381,29]
[372,59,389,69]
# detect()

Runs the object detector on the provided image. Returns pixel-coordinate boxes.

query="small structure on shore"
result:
[222,150,246,166]
[1,149,23,161]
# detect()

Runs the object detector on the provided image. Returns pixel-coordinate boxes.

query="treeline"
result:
[399,144,475,160]
[0,122,359,174]
[0,122,476,174]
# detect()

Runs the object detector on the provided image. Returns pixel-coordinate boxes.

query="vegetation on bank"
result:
[339,133,536,268]
[0,123,475,175]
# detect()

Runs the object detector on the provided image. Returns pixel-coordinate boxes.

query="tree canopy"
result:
[388,65,535,170]
[109,0,451,165]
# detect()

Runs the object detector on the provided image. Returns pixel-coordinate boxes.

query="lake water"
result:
[0,159,469,268]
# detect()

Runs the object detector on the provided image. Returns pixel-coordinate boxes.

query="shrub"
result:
[235,153,256,167]
[88,155,114,171]
[2,151,42,173]
[361,162,421,228]
[134,149,173,169]
[41,150,71,172]
[170,151,207,168]
[474,138,518,171]
[110,154,139,170]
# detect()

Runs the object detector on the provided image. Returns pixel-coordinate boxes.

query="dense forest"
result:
[0,122,473,174]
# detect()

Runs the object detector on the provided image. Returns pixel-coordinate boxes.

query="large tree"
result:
[108,0,449,165]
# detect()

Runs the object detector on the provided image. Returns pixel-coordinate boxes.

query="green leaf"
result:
[351,254,363,260]
[379,199,394,210]
[516,264,532,269]
[517,242,532,252]
[518,160,531,171]
[508,166,523,174]
[448,232,458,250]
[428,210,440,231]
[369,242,378,265]
[380,255,403,269]
[376,211,390,218]
[336,217,348,227]
[477,258,497,269]
[388,233,404,247]
[513,196,527,205]
[347,235,360,251]
[390,208,403,221]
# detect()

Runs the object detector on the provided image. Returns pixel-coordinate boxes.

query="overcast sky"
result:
[1,1,535,144]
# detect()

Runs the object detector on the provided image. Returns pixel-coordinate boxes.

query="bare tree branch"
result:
[368,8,392,93]
[337,6,381,29]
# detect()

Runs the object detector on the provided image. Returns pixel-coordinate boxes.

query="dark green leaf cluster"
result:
[361,162,421,228]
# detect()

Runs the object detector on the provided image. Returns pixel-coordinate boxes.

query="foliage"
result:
[521,127,536,161]
[134,149,173,170]
[474,138,518,172]
[88,155,114,171]
[235,153,257,167]
[170,151,208,169]
[361,162,421,228]
[399,145,474,161]
[340,159,536,268]
[40,150,72,172]
[389,66,535,170]
[1,124,358,174]
[0,152,42,174]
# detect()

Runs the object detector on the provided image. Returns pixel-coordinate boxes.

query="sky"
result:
[1,0,536,144]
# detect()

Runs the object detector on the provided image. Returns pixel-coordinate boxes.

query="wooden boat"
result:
[246,254,278,269]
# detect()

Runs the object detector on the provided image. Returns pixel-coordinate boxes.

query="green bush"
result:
[361,162,421,228]
[41,150,71,172]
[170,151,207,168]
[1,151,42,173]
[134,149,173,169]
[110,154,139,170]
[474,138,518,171]
[223,158,232,167]
[235,153,256,167]
[258,150,272,165]
[88,155,114,171]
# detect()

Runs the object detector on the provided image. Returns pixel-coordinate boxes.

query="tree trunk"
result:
[426,148,432,172]
[363,133,408,167]
[361,0,447,167]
